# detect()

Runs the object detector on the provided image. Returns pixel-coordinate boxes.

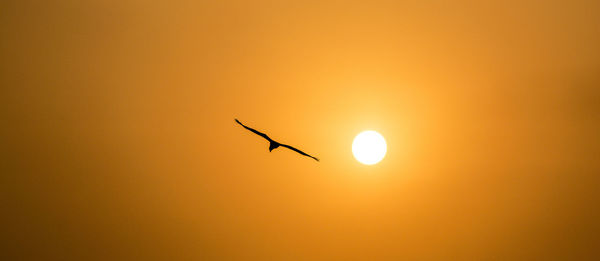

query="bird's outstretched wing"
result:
[235,119,273,142]
[280,144,319,161]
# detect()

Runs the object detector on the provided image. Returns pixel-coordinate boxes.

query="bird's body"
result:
[268,141,280,152]
[235,119,319,161]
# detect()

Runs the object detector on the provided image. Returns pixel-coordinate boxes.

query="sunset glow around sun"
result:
[352,131,387,165]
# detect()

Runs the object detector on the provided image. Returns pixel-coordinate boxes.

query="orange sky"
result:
[2,1,600,260]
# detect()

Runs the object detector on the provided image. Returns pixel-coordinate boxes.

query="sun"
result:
[352,130,387,165]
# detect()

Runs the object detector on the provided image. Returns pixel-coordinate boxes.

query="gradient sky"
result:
[2,1,600,260]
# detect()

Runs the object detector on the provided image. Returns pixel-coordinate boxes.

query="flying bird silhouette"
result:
[235,119,319,161]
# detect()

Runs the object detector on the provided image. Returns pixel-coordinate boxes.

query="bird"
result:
[235,119,319,161]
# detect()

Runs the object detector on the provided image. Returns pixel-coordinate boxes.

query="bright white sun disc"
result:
[352,131,387,165]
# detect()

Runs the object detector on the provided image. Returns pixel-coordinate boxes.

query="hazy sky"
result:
[2,0,599,260]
